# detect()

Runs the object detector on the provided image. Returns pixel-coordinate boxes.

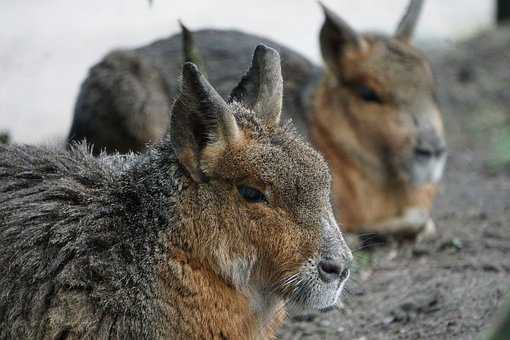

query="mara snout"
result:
[408,105,447,185]
[283,210,352,312]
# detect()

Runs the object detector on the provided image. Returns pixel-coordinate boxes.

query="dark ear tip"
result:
[182,62,199,74]
[254,44,269,53]
[318,1,333,18]
[178,19,188,32]
[182,62,202,82]
[253,44,280,63]
[318,2,347,30]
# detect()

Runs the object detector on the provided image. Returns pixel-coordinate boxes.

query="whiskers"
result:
[351,232,387,253]
[291,275,314,306]
[269,269,315,312]
[273,271,302,297]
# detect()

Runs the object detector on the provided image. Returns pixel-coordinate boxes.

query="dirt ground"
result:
[279,27,510,340]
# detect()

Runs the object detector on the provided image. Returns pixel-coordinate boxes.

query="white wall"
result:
[0,0,495,143]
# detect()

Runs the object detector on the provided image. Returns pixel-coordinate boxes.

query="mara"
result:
[68,0,446,237]
[0,46,351,340]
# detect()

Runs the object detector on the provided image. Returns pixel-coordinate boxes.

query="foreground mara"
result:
[0,45,352,339]
[69,0,445,238]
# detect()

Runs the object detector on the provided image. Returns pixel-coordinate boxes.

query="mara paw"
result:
[417,218,437,242]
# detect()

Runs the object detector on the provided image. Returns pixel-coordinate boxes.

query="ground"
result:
[279,26,510,340]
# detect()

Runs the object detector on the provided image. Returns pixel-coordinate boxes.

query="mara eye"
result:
[350,83,383,104]
[237,185,266,203]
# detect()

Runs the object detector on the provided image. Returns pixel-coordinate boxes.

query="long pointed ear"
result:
[318,2,366,72]
[229,44,283,127]
[179,20,207,77]
[394,0,424,43]
[170,62,241,182]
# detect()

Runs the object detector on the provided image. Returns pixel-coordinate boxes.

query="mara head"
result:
[317,0,446,186]
[170,45,352,311]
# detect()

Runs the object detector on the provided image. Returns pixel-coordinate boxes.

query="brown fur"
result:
[0,46,351,339]
[312,1,446,236]
[68,1,444,237]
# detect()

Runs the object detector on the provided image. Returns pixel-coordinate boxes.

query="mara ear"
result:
[229,44,283,127]
[318,2,366,72]
[394,0,424,43]
[179,20,207,77]
[170,62,241,183]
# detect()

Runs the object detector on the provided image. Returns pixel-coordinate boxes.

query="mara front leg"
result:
[358,207,436,239]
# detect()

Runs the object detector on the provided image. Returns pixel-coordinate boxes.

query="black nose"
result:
[318,260,349,283]
[414,146,446,159]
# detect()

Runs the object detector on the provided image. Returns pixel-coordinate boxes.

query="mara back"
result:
[1,45,351,339]
[68,0,446,237]
[68,29,318,154]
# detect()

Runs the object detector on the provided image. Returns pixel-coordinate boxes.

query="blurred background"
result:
[0,0,495,144]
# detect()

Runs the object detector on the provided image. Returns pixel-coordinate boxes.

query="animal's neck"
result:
[245,286,287,339]
[159,244,285,339]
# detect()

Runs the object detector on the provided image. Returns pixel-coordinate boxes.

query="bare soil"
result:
[279,26,510,340]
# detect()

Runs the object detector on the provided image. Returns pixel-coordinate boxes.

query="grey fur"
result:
[68,30,319,154]
[170,62,237,182]
[0,141,182,339]
[68,50,171,154]
[230,44,283,125]
[1,50,349,337]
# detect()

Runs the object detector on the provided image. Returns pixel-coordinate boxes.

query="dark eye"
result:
[350,83,383,104]
[238,185,266,203]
